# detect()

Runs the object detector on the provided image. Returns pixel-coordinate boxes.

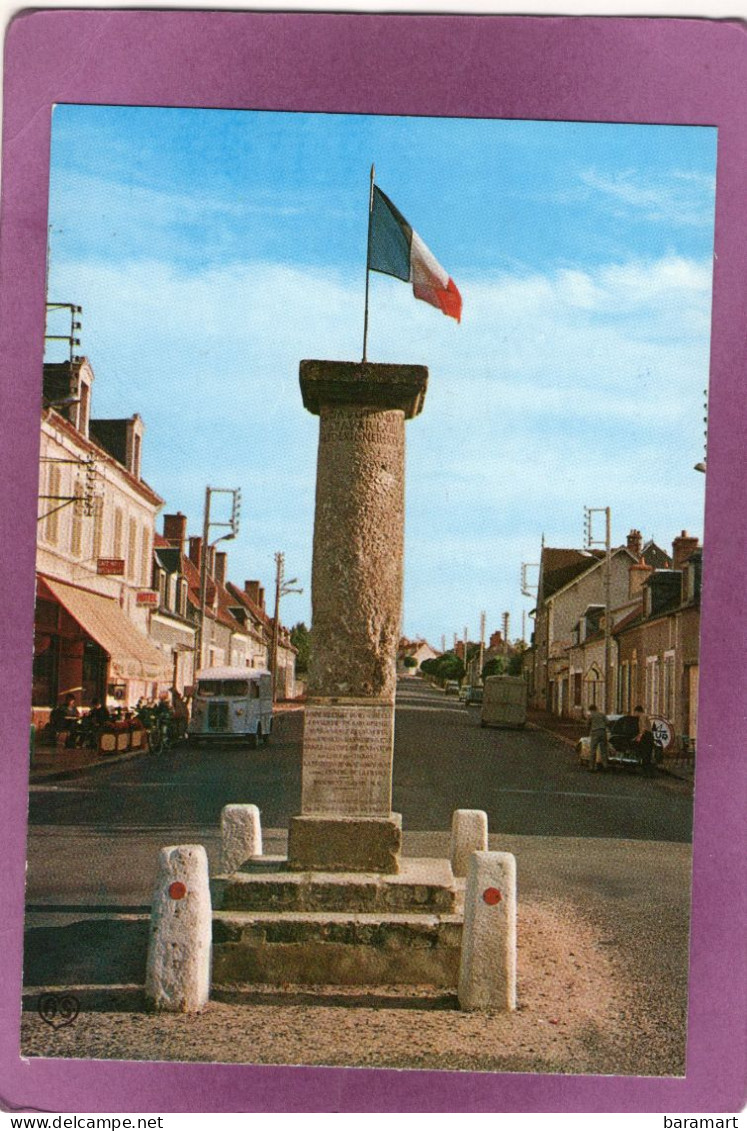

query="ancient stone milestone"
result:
[287,360,428,874]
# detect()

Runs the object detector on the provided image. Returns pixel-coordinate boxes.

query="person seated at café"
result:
[50,693,81,748]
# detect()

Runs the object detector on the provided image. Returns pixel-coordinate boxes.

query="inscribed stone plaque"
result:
[301,703,395,817]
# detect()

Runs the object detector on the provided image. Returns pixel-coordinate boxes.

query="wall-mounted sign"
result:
[97,558,125,576]
[136,590,158,606]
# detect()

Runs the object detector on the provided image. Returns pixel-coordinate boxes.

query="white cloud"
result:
[579,167,716,227]
[48,251,711,641]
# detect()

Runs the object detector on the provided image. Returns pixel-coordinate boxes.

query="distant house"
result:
[531,529,670,715]
[397,638,439,672]
[614,532,701,741]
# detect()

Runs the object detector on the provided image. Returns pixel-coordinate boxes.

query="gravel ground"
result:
[19,892,685,1076]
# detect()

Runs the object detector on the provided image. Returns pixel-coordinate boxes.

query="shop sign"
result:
[97,558,125,576]
[136,590,159,606]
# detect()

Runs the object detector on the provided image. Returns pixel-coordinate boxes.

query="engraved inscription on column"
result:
[302,704,395,817]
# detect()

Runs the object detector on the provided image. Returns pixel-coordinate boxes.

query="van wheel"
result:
[250,730,261,749]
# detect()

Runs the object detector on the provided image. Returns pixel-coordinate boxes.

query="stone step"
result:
[212,856,462,915]
[212,909,463,987]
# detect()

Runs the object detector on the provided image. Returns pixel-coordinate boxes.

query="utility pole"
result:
[270,551,302,702]
[502,611,510,655]
[478,611,486,684]
[585,505,613,713]
[463,626,468,682]
[196,485,241,672]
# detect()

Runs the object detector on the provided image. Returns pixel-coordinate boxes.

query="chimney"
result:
[188,536,202,570]
[629,560,653,599]
[626,528,643,558]
[163,512,188,550]
[672,530,699,571]
[258,587,266,611]
[214,551,227,587]
[244,580,261,605]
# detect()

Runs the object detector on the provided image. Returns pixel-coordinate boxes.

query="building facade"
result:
[34,359,171,719]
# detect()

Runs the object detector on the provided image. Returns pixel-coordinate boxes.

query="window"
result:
[92,497,104,561]
[141,526,151,588]
[44,464,61,544]
[646,656,660,715]
[619,662,630,714]
[113,507,124,559]
[663,651,675,721]
[127,517,138,580]
[70,482,84,557]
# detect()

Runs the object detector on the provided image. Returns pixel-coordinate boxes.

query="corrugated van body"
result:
[481,675,527,729]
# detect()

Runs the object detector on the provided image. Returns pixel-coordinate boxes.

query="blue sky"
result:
[45,105,717,648]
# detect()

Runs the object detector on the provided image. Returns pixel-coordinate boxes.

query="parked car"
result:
[465,685,483,706]
[444,680,461,695]
[576,714,664,773]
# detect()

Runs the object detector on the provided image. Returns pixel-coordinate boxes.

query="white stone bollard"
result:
[458,851,517,1012]
[220,804,262,874]
[450,809,488,877]
[145,844,212,1013]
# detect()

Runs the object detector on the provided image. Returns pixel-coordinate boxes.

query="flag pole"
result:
[362,163,375,362]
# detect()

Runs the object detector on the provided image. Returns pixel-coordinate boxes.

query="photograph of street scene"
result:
[22,104,716,1075]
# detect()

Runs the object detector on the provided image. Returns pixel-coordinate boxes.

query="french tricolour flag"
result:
[367,185,462,323]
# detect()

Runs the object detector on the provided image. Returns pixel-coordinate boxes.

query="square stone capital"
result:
[300,359,428,419]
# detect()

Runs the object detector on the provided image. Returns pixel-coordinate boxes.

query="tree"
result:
[508,639,528,676]
[482,656,507,681]
[290,622,310,674]
[403,655,418,669]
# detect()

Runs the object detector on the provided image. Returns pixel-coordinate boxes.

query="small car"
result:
[444,680,461,695]
[465,685,483,706]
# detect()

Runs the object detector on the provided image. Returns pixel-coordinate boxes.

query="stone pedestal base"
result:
[211,856,463,988]
[288,814,402,874]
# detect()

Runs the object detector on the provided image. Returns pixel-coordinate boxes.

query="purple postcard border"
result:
[1,10,745,1114]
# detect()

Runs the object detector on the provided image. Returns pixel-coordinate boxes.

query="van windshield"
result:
[197,679,249,697]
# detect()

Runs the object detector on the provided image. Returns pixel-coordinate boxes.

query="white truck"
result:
[188,666,273,747]
[480,675,527,729]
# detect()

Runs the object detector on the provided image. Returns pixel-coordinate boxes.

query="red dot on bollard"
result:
[483,887,502,905]
[169,881,187,900]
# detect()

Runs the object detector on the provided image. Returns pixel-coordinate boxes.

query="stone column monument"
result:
[287,360,428,874]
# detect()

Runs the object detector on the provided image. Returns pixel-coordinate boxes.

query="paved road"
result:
[392,678,692,842]
[27,677,692,842]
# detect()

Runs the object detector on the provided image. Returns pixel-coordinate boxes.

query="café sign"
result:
[136,590,159,607]
[97,558,125,576]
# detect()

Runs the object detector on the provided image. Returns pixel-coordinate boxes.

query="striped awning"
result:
[40,576,171,682]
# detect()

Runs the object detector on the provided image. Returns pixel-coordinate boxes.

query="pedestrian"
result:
[587,702,608,771]
[632,704,656,776]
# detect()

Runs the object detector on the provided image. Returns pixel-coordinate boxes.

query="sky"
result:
[44,105,717,648]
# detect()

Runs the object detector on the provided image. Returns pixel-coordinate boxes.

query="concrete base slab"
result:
[288,813,402,873]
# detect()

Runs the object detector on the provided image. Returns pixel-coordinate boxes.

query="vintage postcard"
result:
[0,9,745,1115]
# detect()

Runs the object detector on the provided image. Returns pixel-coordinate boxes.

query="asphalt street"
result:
[27,677,693,842]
